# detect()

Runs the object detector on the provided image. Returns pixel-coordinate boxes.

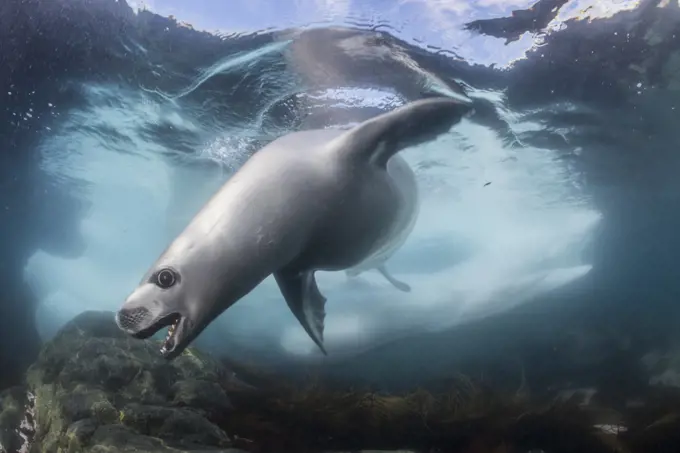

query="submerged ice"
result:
[23,45,601,369]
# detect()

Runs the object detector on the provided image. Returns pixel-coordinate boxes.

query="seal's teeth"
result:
[160,318,180,354]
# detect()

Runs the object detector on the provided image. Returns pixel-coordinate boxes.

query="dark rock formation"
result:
[6,310,680,452]
[0,386,31,453]
[0,310,245,453]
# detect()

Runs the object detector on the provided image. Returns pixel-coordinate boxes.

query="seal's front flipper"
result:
[274,270,328,355]
[377,265,411,292]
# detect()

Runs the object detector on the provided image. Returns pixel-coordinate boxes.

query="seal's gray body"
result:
[115,97,471,359]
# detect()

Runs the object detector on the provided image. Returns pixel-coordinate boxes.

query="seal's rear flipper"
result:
[377,265,411,292]
[338,97,473,168]
[274,270,328,355]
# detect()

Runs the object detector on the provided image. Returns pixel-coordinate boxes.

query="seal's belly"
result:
[292,169,412,272]
[349,157,419,271]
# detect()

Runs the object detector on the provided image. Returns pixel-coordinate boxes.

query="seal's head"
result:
[115,264,204,359]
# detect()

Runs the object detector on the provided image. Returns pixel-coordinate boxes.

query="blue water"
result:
[4,0,680,391]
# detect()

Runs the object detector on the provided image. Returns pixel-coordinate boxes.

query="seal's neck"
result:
[176,207,302,315]
[173,163,311,313]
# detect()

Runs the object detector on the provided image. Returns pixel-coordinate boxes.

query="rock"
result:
[22,310,237,453]
[0,386,29,453]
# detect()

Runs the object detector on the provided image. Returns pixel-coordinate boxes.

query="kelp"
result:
[617,387,680,453]
[217,362,630,453]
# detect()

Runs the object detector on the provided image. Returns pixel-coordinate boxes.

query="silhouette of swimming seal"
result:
[115,97,472,359]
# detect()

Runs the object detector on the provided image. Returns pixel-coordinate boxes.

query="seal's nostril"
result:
[116,306,151,330]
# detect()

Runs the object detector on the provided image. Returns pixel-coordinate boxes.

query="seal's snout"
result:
[115,306,151,332]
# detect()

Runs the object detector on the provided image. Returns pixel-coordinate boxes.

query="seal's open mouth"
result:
[129,312,183,356]
[159,313,181,356]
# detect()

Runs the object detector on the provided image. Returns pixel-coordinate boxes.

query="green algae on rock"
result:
[24,310,238,453]
[0,386,32,453]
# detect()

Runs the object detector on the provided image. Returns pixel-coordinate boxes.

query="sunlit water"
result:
[23,39,600,367]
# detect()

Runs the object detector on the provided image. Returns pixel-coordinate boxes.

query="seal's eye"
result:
[155,269,177,289]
